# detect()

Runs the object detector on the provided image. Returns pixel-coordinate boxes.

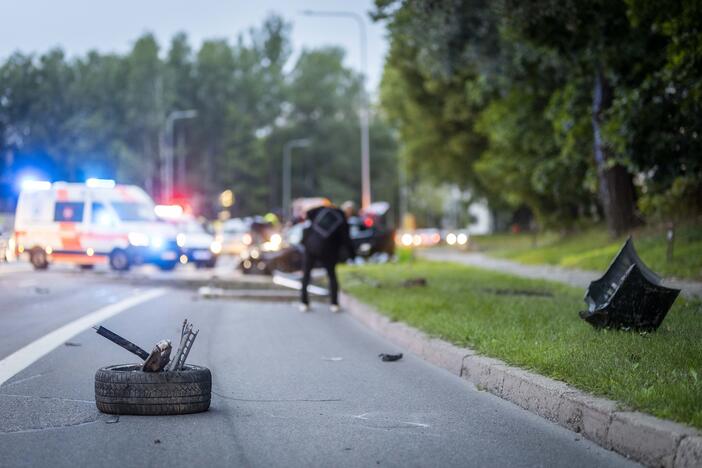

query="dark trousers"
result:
[301,253,338,306]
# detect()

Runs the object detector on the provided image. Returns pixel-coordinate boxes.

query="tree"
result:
[0,14,399,218]
[261,47,399,214]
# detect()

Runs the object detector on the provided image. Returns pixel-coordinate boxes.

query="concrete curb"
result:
[198,286,299,302]
[340,292,702,468]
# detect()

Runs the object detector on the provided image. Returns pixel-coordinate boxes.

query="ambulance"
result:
[13,179,181,271]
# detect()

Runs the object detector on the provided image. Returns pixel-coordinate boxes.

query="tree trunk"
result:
[592,66,638,237]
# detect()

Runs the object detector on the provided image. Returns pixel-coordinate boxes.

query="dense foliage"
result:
[375,0,701,234]
[0,15,399,217]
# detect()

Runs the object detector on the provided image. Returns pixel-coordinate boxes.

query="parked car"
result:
[0,231,9,262]
[174,217,220,268]
[347,202,395,258]
[219,218,252,255]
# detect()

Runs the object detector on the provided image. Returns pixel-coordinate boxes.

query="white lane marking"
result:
[0,288,166,387]
[400,421,431,428]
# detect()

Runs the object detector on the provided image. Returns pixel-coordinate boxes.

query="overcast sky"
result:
[0,0,390,92]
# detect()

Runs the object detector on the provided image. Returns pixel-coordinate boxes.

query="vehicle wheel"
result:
[197,258,217,269]
[109,249,130,271]
[30,248,49,270]
[158,261,177,271]
[95,364,211,415]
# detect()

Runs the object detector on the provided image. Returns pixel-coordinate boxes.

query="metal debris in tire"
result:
[93,319,210,415]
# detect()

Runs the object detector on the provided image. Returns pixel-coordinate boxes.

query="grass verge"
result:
[340,261,702,430]
[470,224,702,280]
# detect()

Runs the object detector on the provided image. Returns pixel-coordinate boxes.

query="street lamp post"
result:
[161,109,197,202]
[300,10,371,209]
[282,138,311,219]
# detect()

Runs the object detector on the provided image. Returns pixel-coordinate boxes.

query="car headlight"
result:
[270,233,282,247]
[150,236,164,249]
[128,232,149,247]
[177,233,186,248]
[210,240,222,254]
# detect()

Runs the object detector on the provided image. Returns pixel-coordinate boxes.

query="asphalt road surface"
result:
[0,262,639,467]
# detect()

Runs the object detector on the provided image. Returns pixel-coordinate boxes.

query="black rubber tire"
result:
[109,249,130,271]
[94,364,211,415]
[157,261,178,271]
[196,258,217,269]
[30,248,49,270]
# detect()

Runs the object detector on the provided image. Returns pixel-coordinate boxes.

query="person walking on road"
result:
[300,205,355,312]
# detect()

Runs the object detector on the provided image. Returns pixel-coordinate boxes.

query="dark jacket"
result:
[302,206,355,264]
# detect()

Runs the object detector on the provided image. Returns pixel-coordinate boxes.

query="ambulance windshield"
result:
[111,202,156,222]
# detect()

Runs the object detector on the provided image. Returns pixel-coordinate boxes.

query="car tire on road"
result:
[157,261,178,271]
[109,249,130,271]
[30,247,49,270]
[95,364,211,415]
[196,258,217,269]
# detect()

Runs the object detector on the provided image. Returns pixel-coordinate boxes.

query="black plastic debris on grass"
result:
[402,277,427,288]
[579,237,680,331]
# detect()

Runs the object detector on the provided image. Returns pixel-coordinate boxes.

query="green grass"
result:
[470,224,702,280]
[340,261,702,429]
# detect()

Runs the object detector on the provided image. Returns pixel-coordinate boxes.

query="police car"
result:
[13,179,181,271]
[154,205,221,268]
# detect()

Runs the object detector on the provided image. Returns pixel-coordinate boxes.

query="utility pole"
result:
[300,10,371,209]
[161,109,197,202]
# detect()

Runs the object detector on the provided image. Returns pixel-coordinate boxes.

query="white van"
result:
[13,179,181,271]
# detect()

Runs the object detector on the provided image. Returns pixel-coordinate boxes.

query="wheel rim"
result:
[33,250,46,266]
[112,251,128,270]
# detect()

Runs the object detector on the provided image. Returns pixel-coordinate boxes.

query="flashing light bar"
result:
[21,180,51,191]
[86,178,116,188]
[154,204,184,220]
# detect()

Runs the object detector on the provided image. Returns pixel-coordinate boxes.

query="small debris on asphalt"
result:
[64,341,82,347]
[34,287,50,294]
[402,277,427,288]
[154,439,161,444]
[322,357,343,361]
[105,416,119,424]
[378,353,403,362]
